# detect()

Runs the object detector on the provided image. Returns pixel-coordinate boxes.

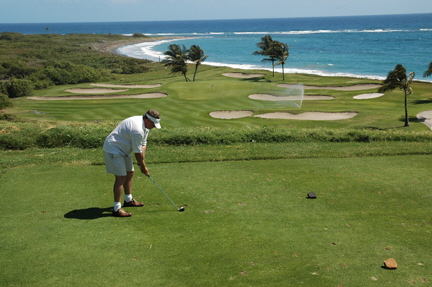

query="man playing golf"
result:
[103,110,161,217]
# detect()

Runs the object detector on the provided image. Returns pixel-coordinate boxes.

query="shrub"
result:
[2,122,432,151]
[0,93,13,109]
[132,33,147,38]
[7,79,34,98]
[42,61,110,84]
[2,60,37,79]
[0,81,8,94]
[36,125,108,149]
[0,32,24,41]
[0,125,40,150]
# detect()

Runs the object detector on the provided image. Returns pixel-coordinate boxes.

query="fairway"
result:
[1,154,431,286]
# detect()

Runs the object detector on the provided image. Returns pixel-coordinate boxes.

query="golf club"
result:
[147,175,185,212]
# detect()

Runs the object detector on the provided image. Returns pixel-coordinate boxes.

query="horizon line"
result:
[1,12,431,25]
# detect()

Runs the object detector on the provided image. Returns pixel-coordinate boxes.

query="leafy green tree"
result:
[162,44,190,82]
[424,62,432,77]
[188,45,208,81]
[378,64,415,127]
[253,35,277,77]
[271,41,290,81]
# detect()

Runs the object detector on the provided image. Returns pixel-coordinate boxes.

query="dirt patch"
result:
[278,84,382,91]
[90,83,162,88]
[249,94,334,101]
[353,93,384,99]
[28,93,167,100]
[209,110,254,119]
[417,110,432,130]
[222,72,265,78]
[66,88,129,94]
[254,112,358,121]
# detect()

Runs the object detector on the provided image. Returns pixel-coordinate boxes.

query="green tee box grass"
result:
[1,155,431,286]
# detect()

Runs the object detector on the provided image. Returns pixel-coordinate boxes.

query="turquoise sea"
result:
[1,13,432,81]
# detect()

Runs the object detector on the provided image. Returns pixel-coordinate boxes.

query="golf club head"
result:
[179,207,185,212]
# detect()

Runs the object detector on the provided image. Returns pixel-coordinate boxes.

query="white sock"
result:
[124,194,133,203]
[114,202,121,212]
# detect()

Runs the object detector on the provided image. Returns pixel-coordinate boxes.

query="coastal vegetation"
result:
[188,45,209,82]
[162,44,208,82]
[0,32,151,98]
[253,34,290,80]
[1,33,432,286]
[424,61,432,77]
[378,64,416,127]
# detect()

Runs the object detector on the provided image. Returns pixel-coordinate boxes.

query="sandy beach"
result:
[90,36,182,55]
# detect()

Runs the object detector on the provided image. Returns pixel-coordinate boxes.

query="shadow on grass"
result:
[412,98,432,105]
[398,116,421,123]
[240,77,270,83]
[64,207,112,220]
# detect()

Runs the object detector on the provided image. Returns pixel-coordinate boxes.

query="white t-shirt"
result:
[103,116,149,155]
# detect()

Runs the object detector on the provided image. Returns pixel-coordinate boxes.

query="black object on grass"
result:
[307,192,317,199]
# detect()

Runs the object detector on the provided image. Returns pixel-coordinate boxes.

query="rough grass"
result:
[3,121,432,150]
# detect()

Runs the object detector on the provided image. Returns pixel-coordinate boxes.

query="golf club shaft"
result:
[148,175,180,210]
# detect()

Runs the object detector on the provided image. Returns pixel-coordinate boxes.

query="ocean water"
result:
[1,13,432,81]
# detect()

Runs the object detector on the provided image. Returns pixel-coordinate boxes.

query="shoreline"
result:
[90,36,180,55]
[107,37,385,81]
[101,37,432,83]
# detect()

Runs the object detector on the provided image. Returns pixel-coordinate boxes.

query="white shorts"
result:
[104,152,134,176]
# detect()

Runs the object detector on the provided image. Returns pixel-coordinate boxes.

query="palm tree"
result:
[378,64,415,127]
[253,35,277,77]
[162,44,190,82]
[188,45,208,82]
[271,41,289,81]
[424,62,432,77]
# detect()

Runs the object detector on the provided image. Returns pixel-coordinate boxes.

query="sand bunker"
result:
[209,110,254,119]
[90,83,162,88]
[28,93,167,100]
[66,88,129,94]
[353,93,384,99]
[254,112,358,121]
[417,110,432,130]
[222,72,265,78]
[278,84,382,91]
[209,110,358,120]
[249,94,334,101]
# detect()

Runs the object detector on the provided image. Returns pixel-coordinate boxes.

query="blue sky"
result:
[2,0,432,23]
